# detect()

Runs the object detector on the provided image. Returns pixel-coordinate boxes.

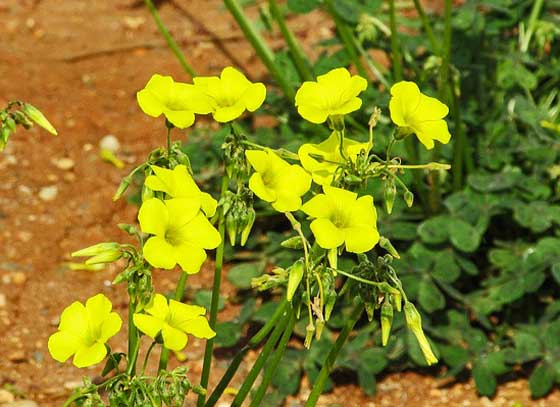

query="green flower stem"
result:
[249,308,296,407]
[144,0,196,77]
[204,299,290,407]
[158,271,188,371]
[241,139,300,160]
[411,0,440,52]
[521,0,545,52]
[230,313,290,407]
[304,305,363,407]
[388,0,403,81]
[268,0,314,81]
[166,125,172,158]
[224,0,295,100]
[141,341,158,375]
[324,0,367,78]
[126,298,140,376]
[197,174,230,407]
[352,36,390,88]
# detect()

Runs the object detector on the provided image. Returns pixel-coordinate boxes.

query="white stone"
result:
[38,185,58,201]
[99,134,120,153]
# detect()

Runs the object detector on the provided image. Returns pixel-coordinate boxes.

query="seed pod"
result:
[239,208,255,246]
[380,300,393,346]
[287,258,305,302]
[404,190,414,207]
[225,211,237,246]
[379,236,400,259]
[384,180,397,214]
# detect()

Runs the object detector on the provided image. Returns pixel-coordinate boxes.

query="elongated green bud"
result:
[404,302,438,365]
[379,236,400,259]
[384,180,396,214]
[72,242,122,265]
[287,259,305,302]
[280,236,304,249]
[22,103,57,135]
[112,176,131,201]
[381,300,393,346]
[392,291,402,312]
[240,208,255,246]
[404,190,414,207]
[141,184,154,202]
[226,212,237,246]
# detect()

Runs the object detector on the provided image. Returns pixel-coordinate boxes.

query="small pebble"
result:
[38,185,58,201]
[0,389,15,404]
[8,350,26,363]
[64,380,83,390]
[32,351,44,363]
[99,134,120,153]
[0,293,6,307]
[52,157,75,170]
[11,272,26,285]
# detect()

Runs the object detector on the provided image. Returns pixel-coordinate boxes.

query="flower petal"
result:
[249,173,276,202]
[58,301,88,337]
[389,81,421,127]
[301,194,332,218]
[414,94,449,120]
[310,218,345,249]
[212,103,246,123]
[143,236,177,269]
[138,198,168,237]
[163,109,195,129]
[100,312,123,343]
[146,293,170,320]
[344,225,380,253]
[245,150,269,173]
[178,315,215,339]
[165,198,201,228]
[174,213,221,249]
[272,193,302,212]
[414,120,452,149]
[85,293,112,321]
[243,83,266,111]
[48,331,82,363]
[162,324,188,351]
[133,313,164,339]
[73,342,107,368]
[200,192,218,217]
[175,245,207,274]
[297,104,330,124]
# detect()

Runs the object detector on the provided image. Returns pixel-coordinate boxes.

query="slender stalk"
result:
[520,0,545,52]
[158,271,188,371]
[224,0,295,99]
[388,0,403,81]
[352,36,390,88]
[197,175,229,407]
[166,125,172,158]
[324,0,368,78]
[230,314,290,406]
[204,299,290,407]
[268,0,314,81]
[126,298,140,376]
[412,0,440,52]
[305,305,363,407]
[249,309,296,406]
[144,0,196,77]
[141,341,158,375]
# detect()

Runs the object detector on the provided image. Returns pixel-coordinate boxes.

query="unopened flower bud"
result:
[404,190,414,207]
[239,208,255,246]
[113,176,131,201]
[380,300,393,346]
[281,236,304,249]
[72,242,122,265]
[286,259,305,302]
[22,103,57,135]
[384,180,396,214]
[379,236,400,259]
[225,211,237,246]
[404,302,438,365]
[141,184,154,202]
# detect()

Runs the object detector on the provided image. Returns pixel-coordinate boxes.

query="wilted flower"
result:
[404,302,438,365]
[298,131,370,186]
[295,68,368,124]
[137,74,212,128]
[48,294,122,368]
[246,149,311,212]
[138,198,221,274]
[193,66,266,123]
[133,293,215,351]
[389,81,451,150]
[145,165,217,217]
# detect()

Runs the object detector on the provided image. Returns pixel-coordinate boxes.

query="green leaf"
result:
[529,363,556,398]
[357,368,377,396]
[359,348,388,375]
[472,362,497,397]
[418,278,445,312]
[514,331,542,362]
[552,263,560,285]
[455,255,479,275]
[417,215,451,245]
[467,170,521,192]
[227,262,264,289]
[433,250,461,283]
[272,349,302,395]
[214,321,241,348]
[252,301,279,324]
[440,345,470,368]
[490,279,524,305]
[331,0,361,24]
[486,351,509,375]
[193,290,225,311]
[449,218,481,252]
[513,202,553,233]
[382,221,418,241]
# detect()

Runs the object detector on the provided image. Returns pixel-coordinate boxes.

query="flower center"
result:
[165,227,183,247]
[330,208,351,229]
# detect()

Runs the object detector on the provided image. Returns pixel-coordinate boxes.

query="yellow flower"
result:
[298,131,370,186]
[145,165,217,217]
[246,150,311,212]
[193,66,266,123]
[301,186,379,253]
[138,198,221,273]
[137,74,212,128]
[133,294,215,351]
[48,294,122,368]
[389,81,451,150]
[295,68,368,124]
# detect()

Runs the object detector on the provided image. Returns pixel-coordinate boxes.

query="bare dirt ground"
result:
[0,0,559,406]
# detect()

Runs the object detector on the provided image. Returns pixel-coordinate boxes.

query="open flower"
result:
[302,186,379,256]
[138,198,221,273]
[246,150,311,212]
[48,294,122,368]
[295,68,368,124]
[137,74,212,128]
[298,131,370,186]
[389,81,451,150]
[145,165,217,217]
[193,66,266,123]
[133,294,215,351]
